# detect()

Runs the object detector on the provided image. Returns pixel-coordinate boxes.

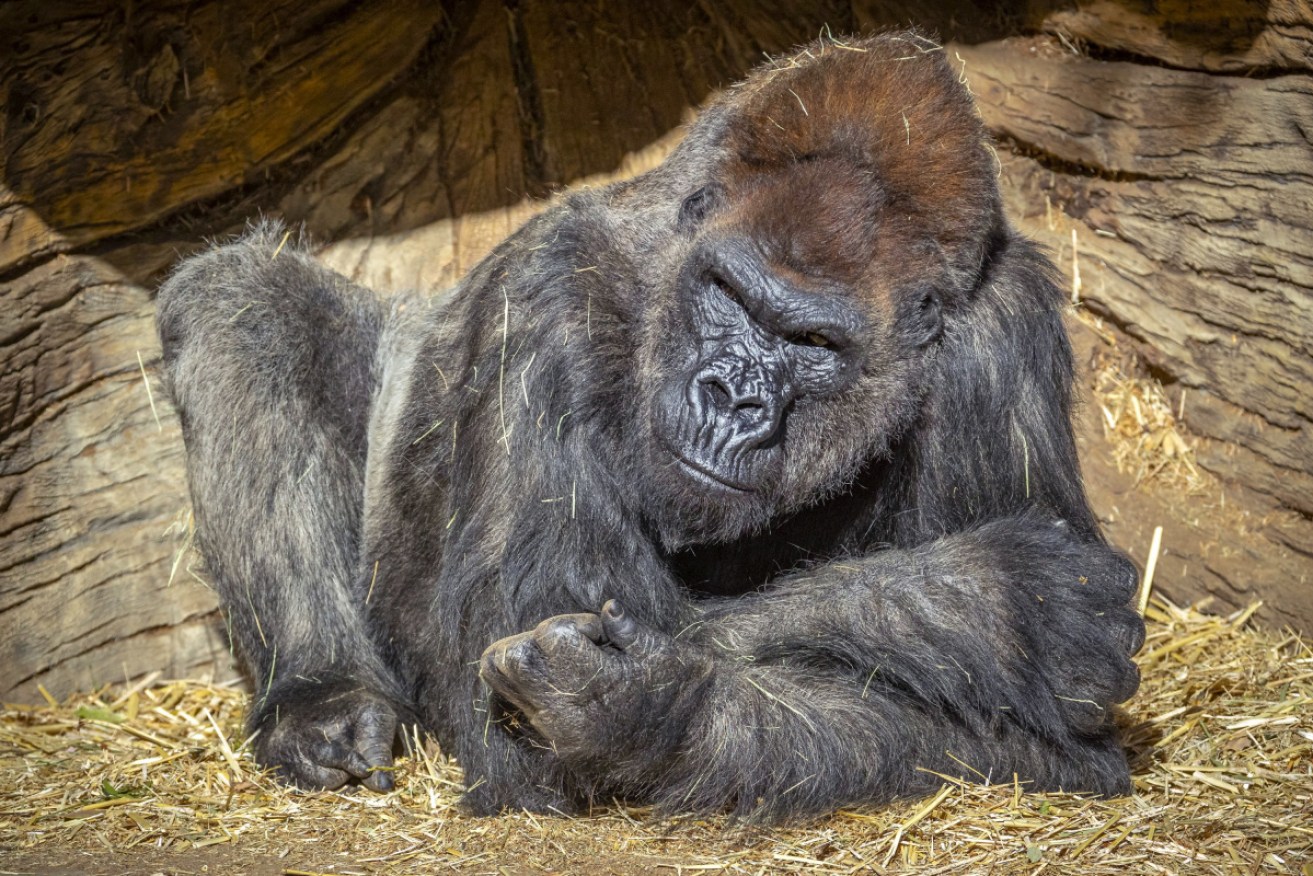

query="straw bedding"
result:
[2,597,1309,875]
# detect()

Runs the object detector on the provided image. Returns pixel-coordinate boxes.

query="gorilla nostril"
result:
[700,377,733,409]
[698,375,766,417]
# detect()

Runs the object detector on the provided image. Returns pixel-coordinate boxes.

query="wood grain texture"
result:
[957,38,1313,517]
[956,33,1313,628]
[1033,0,1313,72]
[3,1,1312,702]
[0,0,443,274]
[0,255,232,698]
[0,0,845,701]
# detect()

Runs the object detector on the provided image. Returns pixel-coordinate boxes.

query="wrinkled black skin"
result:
[656,232,871,495]
[157,37,1144,819]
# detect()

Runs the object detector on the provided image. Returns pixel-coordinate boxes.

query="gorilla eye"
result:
[792,331,832,349]
[710,274,746,309]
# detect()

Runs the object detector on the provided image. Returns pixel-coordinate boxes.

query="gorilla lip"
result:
[670,451,754,494]
[653,396,756,494]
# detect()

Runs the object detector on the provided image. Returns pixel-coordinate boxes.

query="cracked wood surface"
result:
[3,0,1312,700]
[957,37,1313,517]
[1,255,230,696]
[0,0,855,701]
[1031,0,1313,73]
[0,0,443,275]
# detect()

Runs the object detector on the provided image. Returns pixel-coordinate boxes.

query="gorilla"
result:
[157,32,1145,818]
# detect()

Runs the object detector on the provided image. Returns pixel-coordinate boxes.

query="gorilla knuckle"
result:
[1106,553,1141,603]
[1112,659,1142,704]
[1114,607,1148,656]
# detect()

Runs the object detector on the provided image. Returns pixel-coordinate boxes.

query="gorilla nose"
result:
[700,374,767,420]
[696,374,786,452]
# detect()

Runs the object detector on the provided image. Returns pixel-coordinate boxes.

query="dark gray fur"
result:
[157,34,1144,818]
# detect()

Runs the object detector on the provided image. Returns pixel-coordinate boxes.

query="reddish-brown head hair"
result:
[706,32,999,305]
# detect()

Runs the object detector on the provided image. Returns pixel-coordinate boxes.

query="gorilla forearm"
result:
[697,516,1143,737]
[655,662,1131,816]
[481,598,1133,817]
[158,230,412,790]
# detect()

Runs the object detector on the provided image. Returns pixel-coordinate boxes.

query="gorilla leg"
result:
[158,224,405,790]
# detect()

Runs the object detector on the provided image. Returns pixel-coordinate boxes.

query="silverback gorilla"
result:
[157,32,1145,818]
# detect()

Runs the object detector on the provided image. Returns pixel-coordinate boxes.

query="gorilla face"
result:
[642,162,952,545]
[620,36,1004,548]
[653,233,866,495]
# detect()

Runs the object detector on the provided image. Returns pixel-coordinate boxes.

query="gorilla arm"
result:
[480,515,1144,817]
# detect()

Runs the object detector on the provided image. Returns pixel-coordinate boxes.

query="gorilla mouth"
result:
[671,452,755,494]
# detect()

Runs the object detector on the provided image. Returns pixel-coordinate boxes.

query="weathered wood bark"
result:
[0,256,227,695]
[3,0,1311,702]
[0,0,870,702]
[1032,0,1313,72]
[0,0,444,275]
[956,38,1313,512]
[950,1,1313,627]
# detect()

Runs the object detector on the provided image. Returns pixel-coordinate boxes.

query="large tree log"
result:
[0,255,225,695]
[951,29,1313,628]
[3,0,1311,702]
[0,0,444,274]
[1033,0,1313,72]
[957,38,1313,516]
[0,0,856,702]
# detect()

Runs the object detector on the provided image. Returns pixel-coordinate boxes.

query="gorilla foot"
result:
[253,679,401,792]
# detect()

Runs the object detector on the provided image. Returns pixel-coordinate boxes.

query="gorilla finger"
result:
[480,633,543,695]
[362,767,396,793]
[1104,553,1140,604]
[307,734,353,771]
[352,700,399,743]
[279,758,350,791]
[533,613,606,649]
[344,711,398,788]
[1109,659,1141,704]
[1118,611,1147,656]
[1067,648,1140,707]
[602,602,675,660]
[601,600,640,648]
[341,747,396,790]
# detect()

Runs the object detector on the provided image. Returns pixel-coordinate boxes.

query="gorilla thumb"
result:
[601,600,640,649]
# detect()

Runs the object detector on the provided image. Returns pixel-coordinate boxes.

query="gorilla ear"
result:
[918,288,944,346]
[677,183,722,234]
[903,286,944,347]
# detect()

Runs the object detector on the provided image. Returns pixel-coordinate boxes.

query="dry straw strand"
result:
[2,598,1309,874]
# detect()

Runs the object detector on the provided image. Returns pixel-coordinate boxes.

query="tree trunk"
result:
[2,0,1310,702]
[946,0,1313,628]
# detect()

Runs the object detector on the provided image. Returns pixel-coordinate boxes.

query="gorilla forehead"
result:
[719,35,993,199]
[717,158,886,291]
[705,35,1000,292]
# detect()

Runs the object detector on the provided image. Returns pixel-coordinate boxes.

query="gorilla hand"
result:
[1005,524,1146,732]
[480,601,711,784]
[251,677,400,792]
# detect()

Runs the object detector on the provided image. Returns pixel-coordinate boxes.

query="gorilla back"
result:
[158,32,1144,818]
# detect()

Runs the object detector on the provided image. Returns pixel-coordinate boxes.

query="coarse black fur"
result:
[157,32,1144,819]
